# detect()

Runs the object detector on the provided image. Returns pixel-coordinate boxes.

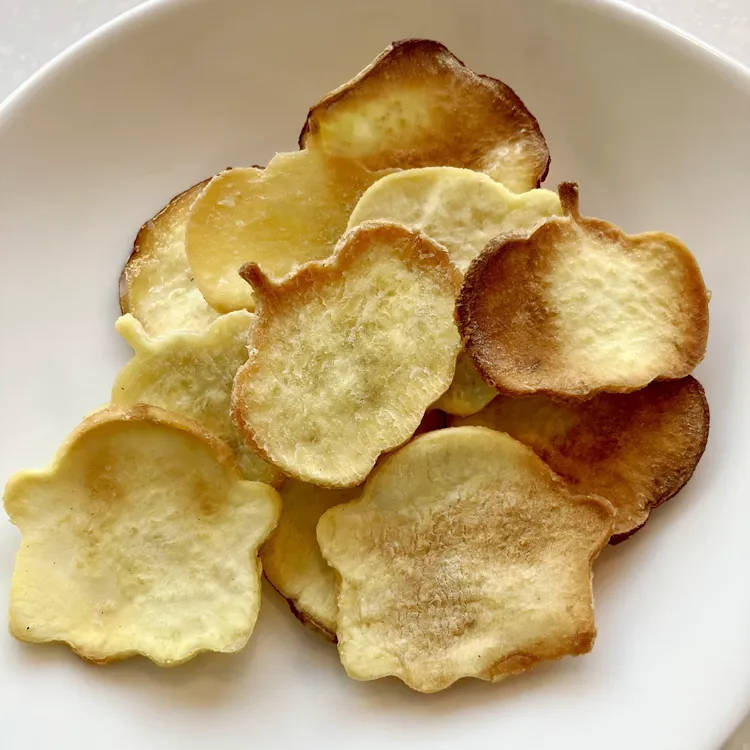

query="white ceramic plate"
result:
[0,0,748,748]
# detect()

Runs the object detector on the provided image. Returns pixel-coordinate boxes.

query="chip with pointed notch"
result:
[457,182,710,400]
[231,221,461,488]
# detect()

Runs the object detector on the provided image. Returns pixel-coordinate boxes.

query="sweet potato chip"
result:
[450,377,709,541]
[433,350,497,417]
[185,151,389,312]
[317,426,614,692]
[262,410,446,640]
[119,180,220,336]
[300,39,549,191]
[112,311,283,488]
[3,404,281,666]
[232,221,461,488]
[262,480,360,640]
[457,183,710,399]
[348,167,561,273]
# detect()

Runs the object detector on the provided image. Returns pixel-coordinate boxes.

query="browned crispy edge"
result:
[263,574,337,643]
[607,376,710,544]
[298,38,550,187]
[457,182,710,401]
[118,179,212,315]
[230,220,462,488]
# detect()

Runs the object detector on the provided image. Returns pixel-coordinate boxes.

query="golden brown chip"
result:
[457,183,710,400]
[300,39,549,191]
[317,426,614,693]
[3,404,281,666]
[231,220,462,488]
[112,311,284,488]
[262,409,446,641]
[450,377,709,541]
[119,180,220,336]
[185,151,390,312]
[434,350,497,417]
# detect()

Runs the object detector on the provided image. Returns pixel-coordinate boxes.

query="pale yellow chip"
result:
[185,150,391,313]
[112,311,283,488]
[119,180,220,336]
[317,426,614,693]
[232,221,462,488]
[262,480,360,640]
[348,167,561,273]
[261,410,446,641]
[3,404,281,666]
[433,350,497,417]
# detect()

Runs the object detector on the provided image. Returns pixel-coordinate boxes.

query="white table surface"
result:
[0,0,748,747]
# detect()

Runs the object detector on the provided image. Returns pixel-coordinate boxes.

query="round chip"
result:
[301,39,550,191]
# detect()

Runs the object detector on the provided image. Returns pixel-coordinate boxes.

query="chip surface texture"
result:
[457,183,709,399]
[301,39,549,192]
[3,405,281,666]
[231,221,462,488]
[119,181,220,336]
[317,426,614,692]
[112,311,283,488]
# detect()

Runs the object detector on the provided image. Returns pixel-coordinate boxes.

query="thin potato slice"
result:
[119,180,220,335]
[3,404,281,666]
[185,151,390,312]
[232,221,462,488]
[112,311,284,488]
[348,167,561,273]
[262,480,360,640]
[262,409,446,640]
[300,39,549,191]
[317,427,614,693]
[434,350,497,417]
[457,183,710,399]
[450,377,709,541]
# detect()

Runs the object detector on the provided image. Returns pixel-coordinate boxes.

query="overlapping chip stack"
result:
[3,39,708,690]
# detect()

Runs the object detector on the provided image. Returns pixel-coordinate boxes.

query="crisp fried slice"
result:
[300,39,549,191]
[457,183,710,399]
[262,410,446,640]
[262,480,360,640]
[434,350,497,417]
[185,151,389,313]
[3,404,281,666]
[112,311,283,488]
[232,221,462,488]
[119,180,220,336]
[348,167,561,273]
[317,426,613,693]
[450,377,709,541]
